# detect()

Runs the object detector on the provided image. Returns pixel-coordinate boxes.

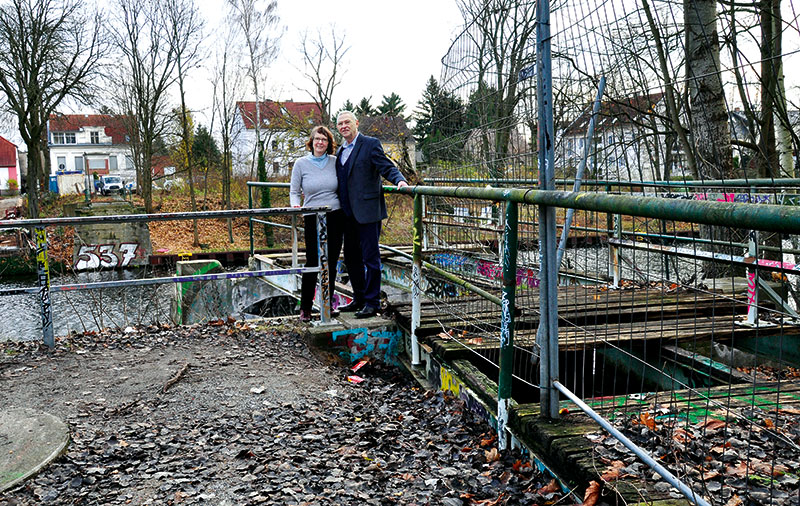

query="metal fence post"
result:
[35,226,54,348]
[498,200,518,450]
[612,213,622,288]
[411,194,423,366]
[537,0,560,420]
[746,230,759,325]
[316,211,331,324]
[248,184,254,255]
[291,214,299,269]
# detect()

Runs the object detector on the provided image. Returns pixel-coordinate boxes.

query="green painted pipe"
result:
[423,177,800,189]
[385,185,800,234]
[498,201,518,402]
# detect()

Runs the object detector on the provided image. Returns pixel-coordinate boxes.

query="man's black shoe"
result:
[338,301,364,313]
[355,305,379,319]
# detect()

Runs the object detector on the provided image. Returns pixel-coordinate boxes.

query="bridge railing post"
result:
[248,184,254,255]
[316,211,332,324]
[537,0,560,421]
[35,226,54,348]
[746,230,759,325]
[291,214,299,269]
[498,200,519,450]
[411,194,423,366]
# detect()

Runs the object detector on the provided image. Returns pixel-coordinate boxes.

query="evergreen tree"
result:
[193,125,221,169]
[335,99,355,120]
[413,76,465,162]
[377,92,406,117]
[355,97,376,117]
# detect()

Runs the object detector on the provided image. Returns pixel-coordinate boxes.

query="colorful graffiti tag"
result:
[331,327,403,364]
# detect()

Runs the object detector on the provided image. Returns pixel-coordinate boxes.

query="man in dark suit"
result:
[335,111,408,318]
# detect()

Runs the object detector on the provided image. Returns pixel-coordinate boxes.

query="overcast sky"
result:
[189,0,465,128]
[0,0,465,147]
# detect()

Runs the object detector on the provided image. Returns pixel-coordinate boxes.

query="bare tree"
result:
[685,0,734,179]
[227,0,282,177]
[211,22,246,243]
[0,0,105,218]
[298,26,349,126]
[167,0,205,246]
[113,0,180,214]
[456,0,537,179]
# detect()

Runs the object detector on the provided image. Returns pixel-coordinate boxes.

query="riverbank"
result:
[0,318,570,505]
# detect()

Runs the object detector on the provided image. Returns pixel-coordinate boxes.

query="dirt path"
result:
[0,319,570,505]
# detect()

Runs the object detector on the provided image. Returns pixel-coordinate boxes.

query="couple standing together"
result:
[290,110,409,321]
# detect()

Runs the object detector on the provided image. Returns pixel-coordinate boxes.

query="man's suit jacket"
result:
[337,134,406,224]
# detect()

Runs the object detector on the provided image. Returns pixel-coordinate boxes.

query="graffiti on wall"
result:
[429,253,541,290]
[75,243,142,271]
[332,327,403,364]
[661,192,776,204]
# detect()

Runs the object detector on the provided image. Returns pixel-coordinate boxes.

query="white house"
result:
[233,100,322,177]
[556,93,687,183]
[48,114,136,187]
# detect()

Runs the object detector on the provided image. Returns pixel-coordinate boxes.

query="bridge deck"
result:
[391,285,800,352]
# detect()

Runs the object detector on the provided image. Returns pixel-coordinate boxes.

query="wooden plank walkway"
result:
[390,285,800,353]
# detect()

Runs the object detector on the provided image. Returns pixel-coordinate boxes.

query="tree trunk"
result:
[685,0,733,179]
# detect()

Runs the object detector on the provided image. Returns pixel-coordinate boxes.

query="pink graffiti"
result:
[476,260,503,280]
[756,258,800,271]
[717,193,735,202]
[746,271,757,306]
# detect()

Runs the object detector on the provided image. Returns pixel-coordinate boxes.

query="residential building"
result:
[358,116,417,171]
[0,135,19,192]
[234,100,322,177]
[47,114,135,185]
[557,93,676,183]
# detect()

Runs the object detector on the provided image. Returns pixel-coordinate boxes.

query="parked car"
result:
[99,175,124,195]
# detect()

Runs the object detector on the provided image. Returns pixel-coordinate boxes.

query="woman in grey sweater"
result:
[290,125,351,321]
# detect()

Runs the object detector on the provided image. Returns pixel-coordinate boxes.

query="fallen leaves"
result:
[484,447,500,462]
[583,480,602,506]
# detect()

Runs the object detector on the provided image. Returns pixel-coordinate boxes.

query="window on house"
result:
[272,161,279,173]
[126,156,134,169]
[51,132,76,144]
[88,159,106,171]
[607,134,614,144]
[56,156,66,171]
[75,156,84,171]
[271,139,279,150]
[90,131,99,144]
[109,156,117,171]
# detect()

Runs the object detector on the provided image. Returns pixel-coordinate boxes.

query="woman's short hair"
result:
[306,125,336,155]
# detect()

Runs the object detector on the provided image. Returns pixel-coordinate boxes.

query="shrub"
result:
[7,178,18,191]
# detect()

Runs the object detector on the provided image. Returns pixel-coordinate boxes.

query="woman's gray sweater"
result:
[289,155,341,211]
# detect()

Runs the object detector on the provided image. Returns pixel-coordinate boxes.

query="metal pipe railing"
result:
[1,206,332,347]
[424,177,800,189]
[386,185,800,235]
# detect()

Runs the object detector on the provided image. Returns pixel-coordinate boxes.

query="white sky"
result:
[0,0,465,147]
[189,0,465,129]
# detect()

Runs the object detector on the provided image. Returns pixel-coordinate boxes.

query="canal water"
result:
[0,268,174,342]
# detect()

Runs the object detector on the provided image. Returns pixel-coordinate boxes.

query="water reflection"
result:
[0,268,173,342]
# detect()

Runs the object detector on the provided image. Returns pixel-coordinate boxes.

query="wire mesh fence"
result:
[411,0,800,503]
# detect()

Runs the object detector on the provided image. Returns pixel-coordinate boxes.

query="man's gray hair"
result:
[337,110,358,122]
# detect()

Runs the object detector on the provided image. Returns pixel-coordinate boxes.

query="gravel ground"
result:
[0,319,573,505]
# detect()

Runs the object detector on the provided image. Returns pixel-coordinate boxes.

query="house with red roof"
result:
[0,135,20,193]
[234,100,323,176]
[48,114,135,192]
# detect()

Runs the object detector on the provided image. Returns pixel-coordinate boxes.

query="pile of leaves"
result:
[586,404,800,506]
